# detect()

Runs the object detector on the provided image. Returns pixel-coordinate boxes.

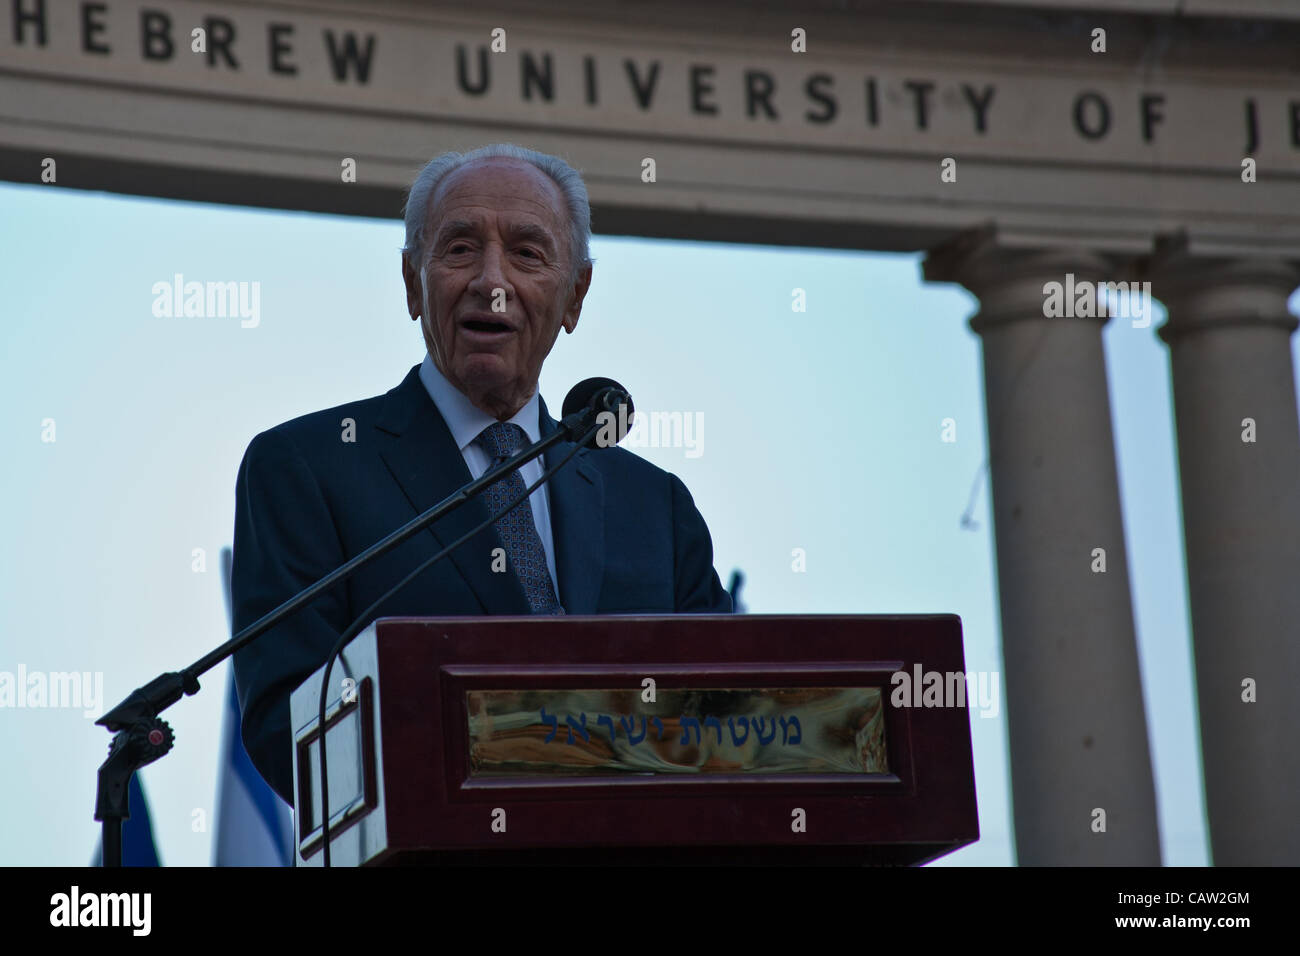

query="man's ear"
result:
[401,252,422,320]
[562,264,592,334]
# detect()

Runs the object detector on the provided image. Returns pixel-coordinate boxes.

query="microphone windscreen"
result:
[562,378,634,448]
[563,377,625,418]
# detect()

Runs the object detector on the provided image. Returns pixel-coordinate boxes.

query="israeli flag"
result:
[214,547,293,866]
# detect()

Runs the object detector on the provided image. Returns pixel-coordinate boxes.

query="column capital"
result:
[923,227,1121,332]
[1136,233,1300,343]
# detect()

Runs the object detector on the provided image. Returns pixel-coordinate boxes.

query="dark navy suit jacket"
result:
[231,363,731,805]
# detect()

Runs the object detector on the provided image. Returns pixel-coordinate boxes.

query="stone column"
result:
[925,229,1161,865]
[1140,243,1300,865]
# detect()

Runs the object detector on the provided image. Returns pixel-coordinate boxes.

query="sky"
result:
[1,180,1296,867]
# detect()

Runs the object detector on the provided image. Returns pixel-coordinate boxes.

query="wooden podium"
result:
[289,614,978,865]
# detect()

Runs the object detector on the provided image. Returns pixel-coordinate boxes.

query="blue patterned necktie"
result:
[474,421,564,615]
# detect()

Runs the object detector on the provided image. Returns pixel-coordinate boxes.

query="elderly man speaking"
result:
[230,144,732,806]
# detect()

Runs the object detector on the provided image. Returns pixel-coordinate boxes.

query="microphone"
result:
[95,373,628,866]
[561,377,634,448]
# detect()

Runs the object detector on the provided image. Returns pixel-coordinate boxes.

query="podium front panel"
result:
[291,614,978,865]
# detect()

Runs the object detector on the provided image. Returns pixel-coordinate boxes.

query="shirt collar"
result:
[419,352,541,453]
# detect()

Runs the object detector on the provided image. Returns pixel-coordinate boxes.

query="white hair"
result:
[401,143,592,281]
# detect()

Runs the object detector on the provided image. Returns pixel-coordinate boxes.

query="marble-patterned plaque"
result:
[466,687,887,776]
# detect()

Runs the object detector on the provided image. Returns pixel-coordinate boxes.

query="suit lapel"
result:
[539,397,605,615]
[374,365,530,615]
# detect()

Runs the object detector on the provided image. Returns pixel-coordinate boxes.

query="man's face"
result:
[402,157,592,420]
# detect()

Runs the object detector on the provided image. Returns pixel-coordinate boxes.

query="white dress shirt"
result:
[418,352,559,592]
